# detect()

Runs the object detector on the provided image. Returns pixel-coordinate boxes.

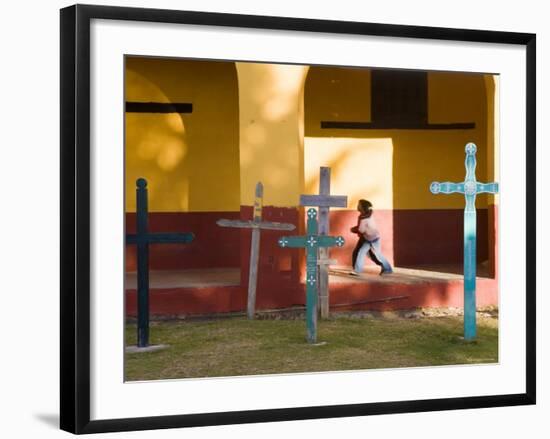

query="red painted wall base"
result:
[125,277,497,317]
[125,211,241,271]
[125,205,498,317]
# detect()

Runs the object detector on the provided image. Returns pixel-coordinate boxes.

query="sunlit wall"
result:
[304,66,496,211]
[125,57,240,212]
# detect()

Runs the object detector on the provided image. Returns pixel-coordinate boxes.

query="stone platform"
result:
[125,264,497,318]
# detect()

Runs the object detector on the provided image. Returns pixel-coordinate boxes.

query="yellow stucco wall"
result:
[236,63,309,207]
[485,75,500,183]
[124,58,498,212]
[304,67,497,210]
[125,57,240,212]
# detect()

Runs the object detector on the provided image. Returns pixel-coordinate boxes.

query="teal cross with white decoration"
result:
[430,142,499,341]
[278,208,345,344]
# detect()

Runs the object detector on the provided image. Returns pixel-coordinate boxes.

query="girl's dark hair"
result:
[358,199,373,217]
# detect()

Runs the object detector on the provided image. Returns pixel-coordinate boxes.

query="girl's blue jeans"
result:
[353,238,393,273]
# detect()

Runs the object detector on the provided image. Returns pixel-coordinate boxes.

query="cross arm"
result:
[476,182,499,194]
[217,218,296,231]
[216,219,255,229]
[316,235,345,248]
[278,236,308,248]
[257,221,296,231]
[430,181,465,194]
[300,194,348,208]
[126,232,195,245]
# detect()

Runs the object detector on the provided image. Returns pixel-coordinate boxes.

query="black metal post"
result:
[136,178,149,347]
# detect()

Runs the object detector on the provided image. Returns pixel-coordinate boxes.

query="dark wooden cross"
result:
[126,178,195,348]
[217,182,296,319]
[300,167,348,318]
[278,208,345,344]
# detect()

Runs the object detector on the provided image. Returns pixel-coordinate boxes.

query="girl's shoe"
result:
[380,269,393,276]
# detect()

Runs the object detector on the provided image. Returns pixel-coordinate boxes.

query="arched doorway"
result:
[125,57,242,303]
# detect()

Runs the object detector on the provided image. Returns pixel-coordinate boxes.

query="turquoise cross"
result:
[278,208,345,343]
[430,142,499,341]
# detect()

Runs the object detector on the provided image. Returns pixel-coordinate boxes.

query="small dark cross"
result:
[300,167,348,318]
[126,178,195,348]
[278,208,345,344]
[217,182,295,319]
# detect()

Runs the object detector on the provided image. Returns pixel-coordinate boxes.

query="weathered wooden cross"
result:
[217,182,296,319]
[430,142,499,341]
[300,167,348,318]
[278,208,345,344]
[126,178,195,348]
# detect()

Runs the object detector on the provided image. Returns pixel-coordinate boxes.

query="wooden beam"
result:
[125,102,193,113]
[217,218,295,231]
[317,258,337,265]
[247,182,263,319]
[321,121,476,130]
[318,167,331,318]
[300,194,347,208]
[257,221,297,231]
[126,232,195,245]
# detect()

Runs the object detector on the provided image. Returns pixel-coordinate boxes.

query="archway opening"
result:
[124,56,242,310]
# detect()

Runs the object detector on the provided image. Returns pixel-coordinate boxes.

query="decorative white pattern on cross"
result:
[465,142,477,154]
[307,274,316,285]
[430,182,441,194]
[464,181,477,195]
[307,236,317,247]
[279,238,288,247]
[335,237,345,247]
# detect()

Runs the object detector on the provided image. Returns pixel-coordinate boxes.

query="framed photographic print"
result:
[60,4,536,434]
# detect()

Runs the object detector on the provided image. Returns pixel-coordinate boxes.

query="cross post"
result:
[300,167,348,319]
[278,208,345,344]
[217,182,296,319]
[430,143,499,341]
[126,178,195,348]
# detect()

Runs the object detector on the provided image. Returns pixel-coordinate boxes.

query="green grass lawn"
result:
[124,313,498,381]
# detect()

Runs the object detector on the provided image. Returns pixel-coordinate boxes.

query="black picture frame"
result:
[60,4,536,434]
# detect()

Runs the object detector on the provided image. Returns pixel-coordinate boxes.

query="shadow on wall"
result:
[392,72,491,267]
[125,57,240,213]
[391,131,490,266]
[124,57,242,272]
[236,62,309,207]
